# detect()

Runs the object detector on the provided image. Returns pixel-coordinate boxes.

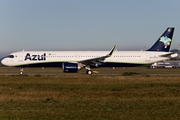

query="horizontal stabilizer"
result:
[159,52,178,57]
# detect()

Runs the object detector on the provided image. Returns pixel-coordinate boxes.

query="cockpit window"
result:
[9,55,14,58]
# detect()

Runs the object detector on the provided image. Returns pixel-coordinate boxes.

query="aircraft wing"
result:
[78,46,116,67]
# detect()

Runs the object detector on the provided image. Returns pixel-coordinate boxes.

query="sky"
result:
[0,0,180,58]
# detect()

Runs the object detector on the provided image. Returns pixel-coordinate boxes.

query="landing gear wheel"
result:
[20,67,23,75]
[87,70,93,75]
[20,71,23,75]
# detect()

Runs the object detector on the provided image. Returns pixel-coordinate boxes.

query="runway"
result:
[1,73,180,76]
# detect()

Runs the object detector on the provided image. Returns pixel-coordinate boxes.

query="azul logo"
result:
[159,36,171,48]
[25,53,46,61]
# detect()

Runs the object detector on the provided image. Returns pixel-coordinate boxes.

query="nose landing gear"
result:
[20,67,23,75]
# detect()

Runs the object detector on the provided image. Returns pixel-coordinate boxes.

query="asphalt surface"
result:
[1,73,180,76]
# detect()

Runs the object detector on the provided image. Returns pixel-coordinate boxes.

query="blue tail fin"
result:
[147,27,175,52]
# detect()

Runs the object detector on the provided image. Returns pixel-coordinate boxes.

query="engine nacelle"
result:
[63,62,78,73]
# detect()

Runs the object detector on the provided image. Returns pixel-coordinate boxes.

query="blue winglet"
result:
[108,45,116,56]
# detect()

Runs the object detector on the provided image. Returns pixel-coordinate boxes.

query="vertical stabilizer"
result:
[147,27,175,52]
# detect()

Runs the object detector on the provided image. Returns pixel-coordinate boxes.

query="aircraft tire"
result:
[20,71,23,75]
[87,70,93,75]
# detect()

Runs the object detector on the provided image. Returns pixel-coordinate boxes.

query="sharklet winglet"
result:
[108,45,116,56]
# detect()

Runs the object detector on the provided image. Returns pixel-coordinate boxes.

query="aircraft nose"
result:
[1,58,9,66]
[1,59,5,65]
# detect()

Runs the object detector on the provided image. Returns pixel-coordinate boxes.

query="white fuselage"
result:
[1,50,177,67]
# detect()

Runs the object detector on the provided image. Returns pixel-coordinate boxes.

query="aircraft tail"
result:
[147,27,175,52]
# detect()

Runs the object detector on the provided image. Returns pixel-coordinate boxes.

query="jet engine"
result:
[63,62,78,73]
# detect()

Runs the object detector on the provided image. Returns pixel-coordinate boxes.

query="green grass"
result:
[0,75,180,119]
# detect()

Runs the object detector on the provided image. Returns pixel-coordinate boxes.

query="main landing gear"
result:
[85,66,93,75]
[86,70,93,75]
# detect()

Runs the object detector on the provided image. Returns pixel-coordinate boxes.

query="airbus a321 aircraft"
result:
[1,27,178,75]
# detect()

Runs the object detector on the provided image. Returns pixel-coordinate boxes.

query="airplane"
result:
[1,27,178,75]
